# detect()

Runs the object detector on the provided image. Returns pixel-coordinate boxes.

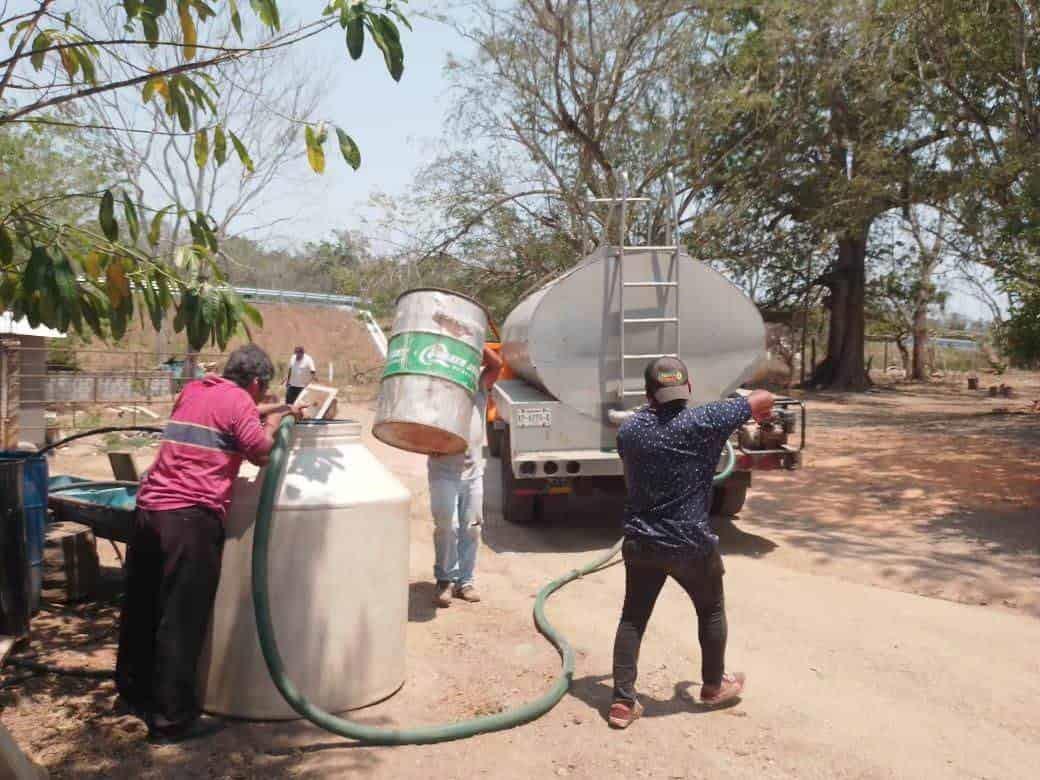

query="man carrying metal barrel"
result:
[116,344,307,744]
[608,356,774,729]
[428,345,503,607]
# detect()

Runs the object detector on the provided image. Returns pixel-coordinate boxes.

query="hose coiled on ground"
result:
[251,417,736,745]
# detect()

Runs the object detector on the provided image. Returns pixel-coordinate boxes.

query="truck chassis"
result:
[490,378,805,525]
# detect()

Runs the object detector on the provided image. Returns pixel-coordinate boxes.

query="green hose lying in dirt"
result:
[251,417,736,745]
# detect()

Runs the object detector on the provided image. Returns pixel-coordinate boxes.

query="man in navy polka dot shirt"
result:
[607,356,775,729]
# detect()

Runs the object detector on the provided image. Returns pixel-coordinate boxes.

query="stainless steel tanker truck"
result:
[486,180,805,525]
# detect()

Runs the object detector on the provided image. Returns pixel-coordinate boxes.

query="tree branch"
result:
[0,0,54,102]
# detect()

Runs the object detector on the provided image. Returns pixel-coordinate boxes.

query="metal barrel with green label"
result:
[373,288,490,455]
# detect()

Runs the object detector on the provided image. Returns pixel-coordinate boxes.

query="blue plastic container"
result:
[0,452,48,611]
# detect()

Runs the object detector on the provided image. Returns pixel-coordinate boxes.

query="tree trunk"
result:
[911,303,928,380]
[808,230,870,389]
[896,337,911,375]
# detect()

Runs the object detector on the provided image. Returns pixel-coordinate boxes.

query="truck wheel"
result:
[499,428,539,525]
[710,483,748,516]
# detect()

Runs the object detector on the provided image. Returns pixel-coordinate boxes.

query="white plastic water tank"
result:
[198,420,411,720]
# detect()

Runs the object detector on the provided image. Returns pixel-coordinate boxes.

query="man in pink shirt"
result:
[116,344,305,744]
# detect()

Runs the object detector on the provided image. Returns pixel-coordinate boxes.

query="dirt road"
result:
[3,384,1038,778]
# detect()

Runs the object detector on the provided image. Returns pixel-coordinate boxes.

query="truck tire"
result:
[499,428,539,525]
[710,483,748,516]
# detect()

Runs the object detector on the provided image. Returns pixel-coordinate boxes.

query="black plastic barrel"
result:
[0,458,31,638]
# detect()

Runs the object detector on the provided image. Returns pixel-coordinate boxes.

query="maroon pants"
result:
[116,506,224,728]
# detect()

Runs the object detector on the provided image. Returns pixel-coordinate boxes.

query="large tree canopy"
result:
[390,0,1038,388]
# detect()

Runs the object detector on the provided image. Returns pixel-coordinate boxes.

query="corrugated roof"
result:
[0,311,67,339]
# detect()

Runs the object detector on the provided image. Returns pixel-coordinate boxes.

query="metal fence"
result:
[234,286,366,309]
[865,336,981,380]
[13,345,226,444]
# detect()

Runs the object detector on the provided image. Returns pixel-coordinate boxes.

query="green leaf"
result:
[8,20,31,50]
[124,1,142,18]
[335,127,361,170]
[143,275,164,331]
[30,31,50,71]
[121,192,140,243]
[178,1,197,60]
[213,124,227,166]
[144,0,168,15]
[73,48,96,84]
[142,14,159,46]
[148,205,172,247]
[305,125,326,174]
[229,0,243,39]
[188,215,205,248]
[194,128,209,168]
[172,86,192,131]
[229,131,254,173]
[346,17,364,59]
[173,296,187,333]
[250,0,281,31]
[110,306,128,341]
[81,295,103,339]
[155,273,172,310]
[194,212,218,252]
[54,252,81,330]
[24,247,51,296]
[0,227,11,266]
[369,15,404,81]
[142,77,160,103]
[99,190,118,241]
[243,302,263,327]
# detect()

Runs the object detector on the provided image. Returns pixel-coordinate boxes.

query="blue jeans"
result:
[429,474,482,587]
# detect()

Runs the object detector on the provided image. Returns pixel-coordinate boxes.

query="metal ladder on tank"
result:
[588,171,682,403]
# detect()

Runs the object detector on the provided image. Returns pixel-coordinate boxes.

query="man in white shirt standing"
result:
[285,345,317,404]
[428,346,503,607]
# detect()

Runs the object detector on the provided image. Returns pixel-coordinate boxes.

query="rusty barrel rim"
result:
[372,417,468,456]
[393,287,492,326]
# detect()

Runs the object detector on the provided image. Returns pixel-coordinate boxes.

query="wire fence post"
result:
[133,351,139,428]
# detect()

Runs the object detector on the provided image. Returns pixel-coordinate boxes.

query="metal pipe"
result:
[618,171,629,401]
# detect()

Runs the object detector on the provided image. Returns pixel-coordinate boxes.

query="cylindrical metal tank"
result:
[373,288,489,455]
[502,247,766,414]
[198,420,411,720]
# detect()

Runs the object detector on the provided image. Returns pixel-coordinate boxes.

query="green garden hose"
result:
[251,417,736,745]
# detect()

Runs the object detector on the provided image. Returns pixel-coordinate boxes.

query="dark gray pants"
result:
[116,506,225,729]
[612,539,727,703]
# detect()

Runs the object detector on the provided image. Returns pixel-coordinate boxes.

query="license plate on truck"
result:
[516,407,552,428]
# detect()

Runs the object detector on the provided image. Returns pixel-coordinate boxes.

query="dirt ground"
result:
[2,372,1038,778]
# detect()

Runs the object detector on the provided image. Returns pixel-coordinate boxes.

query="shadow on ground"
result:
[1,563,389,776]
[569,674,741,724]
[407,582,437,623]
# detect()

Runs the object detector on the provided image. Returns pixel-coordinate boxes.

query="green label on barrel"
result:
[382,332,481,394]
